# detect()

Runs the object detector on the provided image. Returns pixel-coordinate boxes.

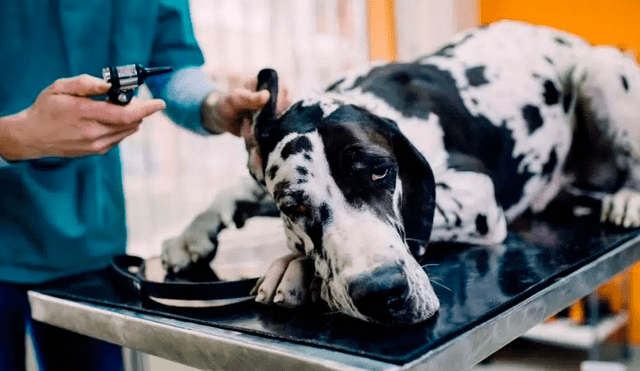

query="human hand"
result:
[0,74,166,161]
[202,76,290,140]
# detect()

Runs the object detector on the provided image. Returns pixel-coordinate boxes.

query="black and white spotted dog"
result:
[162,21,640,324]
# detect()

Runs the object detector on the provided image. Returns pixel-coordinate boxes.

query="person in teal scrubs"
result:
[0,1,288,370]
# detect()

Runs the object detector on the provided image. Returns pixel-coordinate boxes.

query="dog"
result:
[162,21,640,324]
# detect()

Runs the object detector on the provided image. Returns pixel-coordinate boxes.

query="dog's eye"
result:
[371,168,389,182]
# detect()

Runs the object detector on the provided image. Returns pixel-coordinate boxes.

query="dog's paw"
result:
[601,189,640,228]
[161,213,221,273]
[251,253,314,308]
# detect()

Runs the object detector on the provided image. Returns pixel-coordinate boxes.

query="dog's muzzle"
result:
[348,264,409,322]
[345,262,438,324]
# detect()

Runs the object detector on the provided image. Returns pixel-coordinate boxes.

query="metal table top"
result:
[28,216,640,371]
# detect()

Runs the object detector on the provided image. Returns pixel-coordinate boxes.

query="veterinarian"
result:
[0,1,289,370]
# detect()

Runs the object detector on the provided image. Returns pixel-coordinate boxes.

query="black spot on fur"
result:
[350,63,534,211]
[475,214,489,235]
[543,80,560,105]
[544,56,554,64]
[554,37,571,46]
[522,105,543,134]
[541,147,558,180]
[393,71,411,85]
[272,181,291,201]
[295,166,309,176]
[308,221,324,256]
[319,203,333,225]
[281,136,313,160]
[304,153,312,161]
[436,182,451,190]
[289,190,307,206]
[325,78,345,92]
[268,165,279,180]
[465,66,490,87]
[621,75,629,91]
[254,100,322,175]
[294,242,305,252]
[471,98,479,105]
[431,33,474,58]
[563,91,573,113]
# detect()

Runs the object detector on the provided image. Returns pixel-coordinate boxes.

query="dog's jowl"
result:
[163,21,640,324]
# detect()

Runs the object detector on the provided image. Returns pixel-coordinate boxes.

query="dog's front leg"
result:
[162,176,278,272]
[251,252,316,307]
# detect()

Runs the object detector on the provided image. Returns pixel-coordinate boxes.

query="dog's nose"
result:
[348,265,409,323]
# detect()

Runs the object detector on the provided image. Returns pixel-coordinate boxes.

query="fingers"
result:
[227,89,270,111]
[78,98,166,126]
[49,74,111,97]
[242,77,258,90]
[243,75,291,115]
[67,123,140,157]
[92,125,140,152]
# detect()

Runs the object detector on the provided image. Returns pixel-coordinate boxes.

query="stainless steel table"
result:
[28,217,640,371]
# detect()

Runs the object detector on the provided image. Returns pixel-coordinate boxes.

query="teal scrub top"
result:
[0,0,217,283]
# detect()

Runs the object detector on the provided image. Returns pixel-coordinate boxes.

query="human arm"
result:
[0,74,165,163]
[146,67,290,139]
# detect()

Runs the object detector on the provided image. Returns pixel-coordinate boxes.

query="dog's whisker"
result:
[430,280,453,292]
[405,238,428,243]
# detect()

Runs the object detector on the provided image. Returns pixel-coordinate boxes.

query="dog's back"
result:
[325,20,640,221]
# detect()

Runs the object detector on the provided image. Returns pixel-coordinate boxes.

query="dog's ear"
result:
[247,69,279,184]
[383,118,437,258]
[256,68,279,121]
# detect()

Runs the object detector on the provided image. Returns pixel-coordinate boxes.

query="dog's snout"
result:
[348,265,409,322]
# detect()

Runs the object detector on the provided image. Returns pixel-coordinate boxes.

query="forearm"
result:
[146,67,219,135]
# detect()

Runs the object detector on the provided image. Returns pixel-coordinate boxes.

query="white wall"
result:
[395,0,478,61]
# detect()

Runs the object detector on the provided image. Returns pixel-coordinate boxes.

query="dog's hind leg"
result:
[430,169,508,245]
[162,175,278,272]
[567,46,640,227]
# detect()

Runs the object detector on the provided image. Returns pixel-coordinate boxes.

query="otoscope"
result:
[102,64,173,105]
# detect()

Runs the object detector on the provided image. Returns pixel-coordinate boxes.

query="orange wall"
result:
[367,0,398,62]
[480,0,640,61]
[481,0,640,344]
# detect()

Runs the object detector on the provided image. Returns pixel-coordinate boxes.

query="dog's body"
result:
[163,21,640,324]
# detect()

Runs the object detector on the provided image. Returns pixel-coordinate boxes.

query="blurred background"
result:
[116,0,640,370]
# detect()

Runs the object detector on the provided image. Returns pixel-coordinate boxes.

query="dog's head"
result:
[249,69,439,324]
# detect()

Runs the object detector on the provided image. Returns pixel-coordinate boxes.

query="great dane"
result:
[162,21,640,324]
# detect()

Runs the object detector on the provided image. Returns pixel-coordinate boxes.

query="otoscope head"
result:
[102,64,173,105]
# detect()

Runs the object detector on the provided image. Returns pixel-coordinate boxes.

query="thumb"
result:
[252,90,270,106]
[50,74,111,97]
